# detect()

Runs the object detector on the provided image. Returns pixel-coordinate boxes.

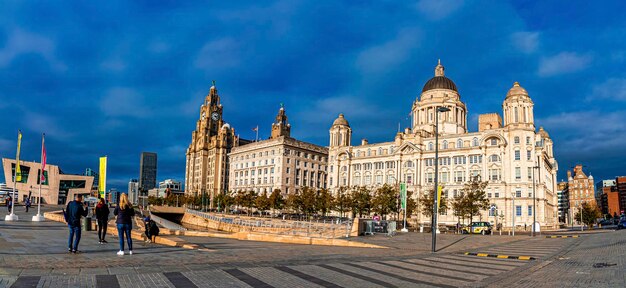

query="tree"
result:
[461,176,490,222]
[350,186,372,218]
[574,201,602,228]
[333,186,352,218]
[285,192,301,215]
[315,188,334,217]
[419,188,448,219]
[214,193,234,213]
[255,191,271,216]
[371,184,398,218]
[242,190,258,216]
[405,191,418,219]
[451,195,469,225]
[268,189,284,215]
[299,187,317,218]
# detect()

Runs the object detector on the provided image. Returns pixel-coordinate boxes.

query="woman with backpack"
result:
[114,193,135,255]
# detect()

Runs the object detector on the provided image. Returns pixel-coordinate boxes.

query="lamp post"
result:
[531,162,540,237]
[432,106,450,253]
[512,191,516,236]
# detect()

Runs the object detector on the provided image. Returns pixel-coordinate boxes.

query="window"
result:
[364,163,372,170]
[489,155,500,162]
[405,161,414,168]
[457,139,463,148]
[514,136,520,144]
[364,175,371,185]
[515,167,521,180]
[425,172,434,183]
[489,169,500,181]
[515,190,522,197]
[469,155,482,164]
[353,175,361,185]
[489,206,495,216]
[330,166,333,172]
[453,156,466,165]
[527,150,532,160]
[454,171,465,183]
[406,175,413,184]
[526,136,531,145]
[516,205,522,216]
[375,174,383,184]
[494,192,500,198]
[386,175,394,184]
[527,167,532,180]
[470,169,481,178]
[367,149,371,156]
[487,193,492,198]
[472,138,479,147]
[528,205,533,216]
[440,171,449,183]
[438,157,450,166]
[425,159,434,167]
[490,138,498,146]
[443,141,448,149]
[428,142,434,150]
[515,150,520,161]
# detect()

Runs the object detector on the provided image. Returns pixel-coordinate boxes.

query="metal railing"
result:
[185,209,352,239]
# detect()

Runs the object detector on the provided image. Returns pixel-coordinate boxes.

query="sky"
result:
[1,0,625,190]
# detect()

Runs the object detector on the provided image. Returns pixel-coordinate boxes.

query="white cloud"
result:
[99,87,150,118]
[511,31,539,54]
[356,28,422,74]
[194,38,240,69]
[0,29,66,71]
[589,78,626,102]
[538,52,593,77]
[415,0,464,21]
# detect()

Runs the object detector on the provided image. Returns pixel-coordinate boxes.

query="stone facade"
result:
[229,106,329,195]
[566,164,595,222]
[185,83,247,208]
[2,158,94,205]
[327,61,559,229]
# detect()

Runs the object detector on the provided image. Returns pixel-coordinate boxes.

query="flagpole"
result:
[6,130,20,221]
[255,125,259,142]
[33,133,45,221]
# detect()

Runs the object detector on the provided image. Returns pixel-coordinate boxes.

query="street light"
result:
[512,191,516,236]
[432,106,450,253]
[531,159,540,237]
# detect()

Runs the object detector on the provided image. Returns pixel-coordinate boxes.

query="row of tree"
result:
[147,177,492,224]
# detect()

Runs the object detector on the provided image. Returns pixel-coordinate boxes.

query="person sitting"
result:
[144,217,160,243]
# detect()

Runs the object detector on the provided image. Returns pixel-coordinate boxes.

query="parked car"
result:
[598,219,613,226]
[461,222,492,235]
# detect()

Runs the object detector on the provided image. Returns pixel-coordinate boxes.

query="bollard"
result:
[419,225,424,233]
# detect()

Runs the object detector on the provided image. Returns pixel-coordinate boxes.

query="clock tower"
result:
[185,81,241,208]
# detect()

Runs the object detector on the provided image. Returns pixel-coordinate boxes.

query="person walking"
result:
[6,195,12,212]
[114,193,135,255]
[66,194,88,253]
[95,198,110,244]
[25,198,31,213]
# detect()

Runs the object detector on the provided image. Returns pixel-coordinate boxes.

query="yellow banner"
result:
[98,156,107,199]
[15,131,22,182]
[436,185,442,210]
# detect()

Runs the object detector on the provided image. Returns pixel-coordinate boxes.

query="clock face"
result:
[211,112,219,121]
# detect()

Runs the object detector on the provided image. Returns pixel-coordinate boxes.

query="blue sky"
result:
[1,0,625,190]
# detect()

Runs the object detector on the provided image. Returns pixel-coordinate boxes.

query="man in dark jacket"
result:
[66,194,88,253]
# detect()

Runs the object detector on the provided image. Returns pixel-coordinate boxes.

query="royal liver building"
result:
[328,61,559,229]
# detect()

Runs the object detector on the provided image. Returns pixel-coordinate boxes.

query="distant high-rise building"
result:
[139,152,157,194]
[557,181,568,223]
[128,179,139,205]
[84,168,99,196]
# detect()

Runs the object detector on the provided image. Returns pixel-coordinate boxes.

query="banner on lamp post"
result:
[400,183,407,209]
[98,156,107,199]
[436,185,442,210]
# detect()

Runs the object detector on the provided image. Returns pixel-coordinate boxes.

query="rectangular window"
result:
[441,172,449,183]
[487,193,492,198]
[376,175,383,184]
[526,137,531,145]
[494,192,499,198]
[528,205,532,216]
[516,205,522,216]
[527,167,532,180]
[515,167,521,180]
[515,150,520,161]
[527,150,532,160]
[407,175,413,184]
[516,190,522,198]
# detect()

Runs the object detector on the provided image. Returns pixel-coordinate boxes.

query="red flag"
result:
[41,135,46,182]
[252,126,258,132]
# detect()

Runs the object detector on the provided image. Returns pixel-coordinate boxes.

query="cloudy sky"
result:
[1,1,625,190]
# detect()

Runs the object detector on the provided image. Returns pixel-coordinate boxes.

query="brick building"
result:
[567,165,595,223]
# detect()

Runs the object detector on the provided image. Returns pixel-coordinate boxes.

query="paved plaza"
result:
[0,208,624,287]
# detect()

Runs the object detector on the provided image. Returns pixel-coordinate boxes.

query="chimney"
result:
[361,139,368,145]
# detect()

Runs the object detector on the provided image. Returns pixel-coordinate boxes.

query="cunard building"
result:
[185,82,249,207]
[328,61,559,229]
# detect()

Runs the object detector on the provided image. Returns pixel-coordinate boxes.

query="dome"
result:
[422,60,458,92]
[422,76,458,92]
[332,113,350,126]
[538,126,550,139]
[222,123,231,129]
[506,82,529,98]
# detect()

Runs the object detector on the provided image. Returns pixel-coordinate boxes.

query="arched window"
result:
[472,138,479,147]
[457,139,463,148]
[389,146,394,154]
[442,140,448,149]
[367,149,371,156]
[428,142,434,150]
[378,147,383,155]
[514,107,519,123]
